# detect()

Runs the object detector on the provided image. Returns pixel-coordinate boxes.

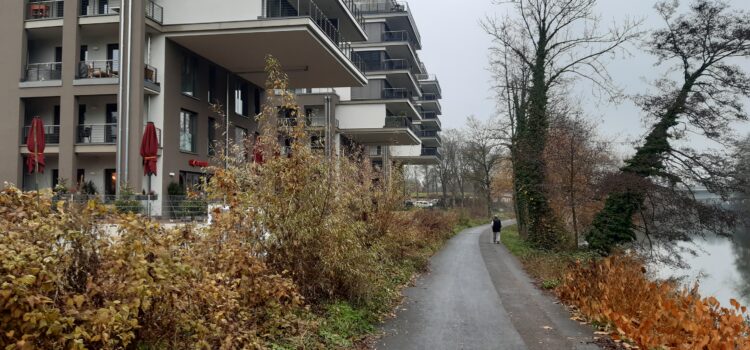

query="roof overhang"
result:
[341,128,419,145]
[164,18,367,88]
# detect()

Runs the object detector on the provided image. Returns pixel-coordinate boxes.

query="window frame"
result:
[179,109,198,153]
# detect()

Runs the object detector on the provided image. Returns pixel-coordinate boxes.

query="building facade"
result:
[1,0,440,216]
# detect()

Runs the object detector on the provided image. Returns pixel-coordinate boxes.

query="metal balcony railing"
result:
[23,124,61,144]
[418,130,439,138]
[422,111,438,119]
[279,116,336,129]
[356,0,407,14]
[145,64,158,84]
[24,62,63,81]
[77,60,119,79]
[26,0,65,20]
[77,124,117,144]
[421,93,438,101]
[416,73,436,81]
[145,0,163,23]
[382,88,411,99]
[382,30,419,48]
[264,0,359,68]
[421,147,441,158]
[384,116,415,133]
[340,0,366,30]
[79,0,121,16]
[359,58,411,72]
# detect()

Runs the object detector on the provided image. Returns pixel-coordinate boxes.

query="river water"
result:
[653,193,750,308]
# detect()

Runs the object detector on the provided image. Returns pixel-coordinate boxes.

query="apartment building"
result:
[1,0,368,215]
[291,0,443,171]
[1,0,440,216]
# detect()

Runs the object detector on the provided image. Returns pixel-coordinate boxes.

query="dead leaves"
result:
[557,254,750,350]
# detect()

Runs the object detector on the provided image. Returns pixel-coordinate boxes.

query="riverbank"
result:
[500,225,750,349]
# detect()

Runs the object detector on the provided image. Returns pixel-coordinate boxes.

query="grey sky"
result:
[408,0,750,156]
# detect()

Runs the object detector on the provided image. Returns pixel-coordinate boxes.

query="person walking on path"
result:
[491,215,502,244]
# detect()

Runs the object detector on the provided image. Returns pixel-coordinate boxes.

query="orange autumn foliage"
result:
[558,255,750,349]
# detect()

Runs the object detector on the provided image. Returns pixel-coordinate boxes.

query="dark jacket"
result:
[492,218,502,232]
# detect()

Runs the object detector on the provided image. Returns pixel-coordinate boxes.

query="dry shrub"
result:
[558,254,750,349]
[0,188,315,349]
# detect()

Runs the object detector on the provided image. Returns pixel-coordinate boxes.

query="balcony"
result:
[417,73,442,97]
[339,114,419,145]
[421,111,441,128]
[145,0,163,23]
[25,0,65,20]
[356,0,421,48]
[22,124,61,144]
[24,62,62,82]
[168,0,367,88]
[77,124,117,144]
[279,116,337,129]
[382,30,419,48]
[418,130,441,146]
[382,87,411,99]
[360,58,412,73]
[417,92,441,114]
[265,0,358,62]
[77,60,119,79]
[79,0,120,16]
[421,147,442,159]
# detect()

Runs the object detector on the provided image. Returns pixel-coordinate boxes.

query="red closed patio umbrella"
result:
[140,122,159,176]
[25,117,46,175]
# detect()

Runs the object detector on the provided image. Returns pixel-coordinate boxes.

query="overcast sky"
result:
[408,0,750,156]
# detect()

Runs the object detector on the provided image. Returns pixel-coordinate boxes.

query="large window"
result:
[180,110,197,153]
[234,81,249,116]
[181,54,198,97]
[208,66,217,103]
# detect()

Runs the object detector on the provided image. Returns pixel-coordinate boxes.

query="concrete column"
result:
[0,2,26,186]
[58,0,82,185]
[118,0,147,192]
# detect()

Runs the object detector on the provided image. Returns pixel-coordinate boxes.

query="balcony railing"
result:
[264,0,359,68]
[416,73,437,81]
[382,30,419,48]
[80,0,121,16]
[359,58,412,73]
[382,88,411,99]
[369,146,384,157]
[24,62,62,82]
[421,147,441,158]
[145,64,158,84]
[77,124,117,144]
[384,116,415,133]
[356,0,408,14]
[422,111,437,119]
[421,93,438,101]
[26,0,65,20]
[418,130,439,138]
[145,0,163,23]
[23,125,61,144]
[279,116,336,129]
[340,0,366,30]
[77,60,119,79]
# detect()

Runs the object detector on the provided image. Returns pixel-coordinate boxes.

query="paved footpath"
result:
[374,223,599,350]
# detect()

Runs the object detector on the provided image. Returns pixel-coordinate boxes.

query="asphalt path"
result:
[374,222,599,350]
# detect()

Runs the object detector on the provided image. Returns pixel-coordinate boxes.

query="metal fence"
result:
[145,0,163,23]
[25,62,62,81]
[79,0,121,16]
[77,124,117,144]
[26,0,65,20]
[23,125,61,144]
[77,60,119,79]
[382,88,411,99]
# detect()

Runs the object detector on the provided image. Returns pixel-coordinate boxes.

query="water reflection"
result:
[654,198,750,307]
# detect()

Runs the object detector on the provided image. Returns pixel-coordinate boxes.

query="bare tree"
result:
[463,117,505,217]
[588,0,750,254]
[484,0,641,248]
